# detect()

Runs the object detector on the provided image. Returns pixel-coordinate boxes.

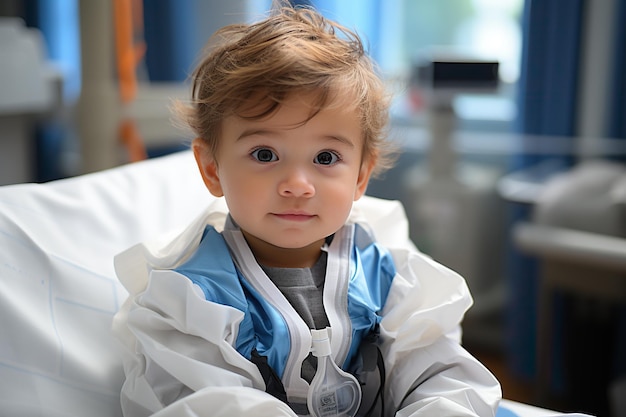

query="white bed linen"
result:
[0,151,212,417]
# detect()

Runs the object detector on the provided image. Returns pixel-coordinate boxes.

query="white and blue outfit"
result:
[113,197,501,417]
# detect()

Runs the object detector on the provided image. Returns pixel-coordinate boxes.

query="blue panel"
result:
[516,0,584,139]
[143,0,196,82]
[508,0,584,386]
[609,0,626,140]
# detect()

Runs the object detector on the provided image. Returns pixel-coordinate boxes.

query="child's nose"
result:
[278,168,315,197]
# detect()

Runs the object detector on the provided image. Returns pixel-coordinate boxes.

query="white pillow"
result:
[0,151,212,417]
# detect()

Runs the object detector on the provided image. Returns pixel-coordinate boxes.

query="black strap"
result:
[362,345,385,417]
[250,350,310,415]
[353,327,386,417]
[250,349,288,403]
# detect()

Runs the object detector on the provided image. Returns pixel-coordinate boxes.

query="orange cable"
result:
[113,0,147,162]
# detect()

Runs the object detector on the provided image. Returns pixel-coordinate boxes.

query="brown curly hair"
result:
[175,3,394,176]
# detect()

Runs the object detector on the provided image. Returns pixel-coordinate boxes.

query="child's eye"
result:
[314,151,340,165]
[251,148,278,162]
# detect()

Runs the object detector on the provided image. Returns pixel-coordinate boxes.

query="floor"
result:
[468,346,614,416]
[461,313,537,407]
[462,305,620,416]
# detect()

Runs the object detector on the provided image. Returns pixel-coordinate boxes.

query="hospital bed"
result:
[0,150,584,416]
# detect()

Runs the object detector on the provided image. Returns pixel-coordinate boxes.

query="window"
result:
[311,0,525,130]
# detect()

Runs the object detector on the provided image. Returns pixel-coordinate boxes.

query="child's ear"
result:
[354,158,375,201]
[192,139,224,197]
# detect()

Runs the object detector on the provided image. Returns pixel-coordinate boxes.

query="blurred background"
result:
[1,1,625,415]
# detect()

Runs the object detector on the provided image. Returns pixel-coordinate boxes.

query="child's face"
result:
[193,92,374,267]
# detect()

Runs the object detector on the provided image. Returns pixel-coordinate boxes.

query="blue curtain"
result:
[21,0,80,182]
[22,0,80,100]
[514,0,584,168]
[609,0,626,140]
[507,0,584,384]
[609,0,626,402]
[143,0,196,82]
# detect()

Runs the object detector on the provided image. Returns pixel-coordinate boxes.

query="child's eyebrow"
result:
[324,134,356,148]
[236,128,356,148]
[236,128,272,141]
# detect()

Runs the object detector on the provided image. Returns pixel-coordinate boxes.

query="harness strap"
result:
[250,349,288,404]
[355,328,386,417]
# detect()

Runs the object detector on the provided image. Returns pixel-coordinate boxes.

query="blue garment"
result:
[174,221,396,381]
